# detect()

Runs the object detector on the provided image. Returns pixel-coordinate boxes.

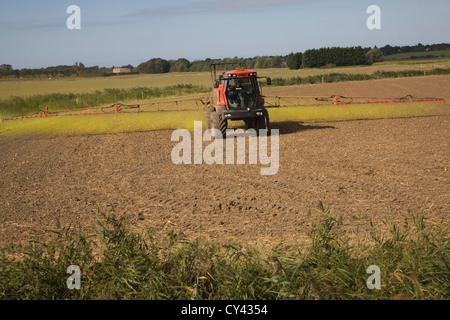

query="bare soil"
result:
[1,114,448,250]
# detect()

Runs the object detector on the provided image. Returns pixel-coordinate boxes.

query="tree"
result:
[366,48,384,64]
[137,58,170,74]
[0,64,13,71]
[354,46,369,65]
[73,62,85,71]
[302,49,319,68]
[301,47,369,68]
[268,56,282,68]
[286,52,302,69]
[169,58,191,72]
[121,64,134,71]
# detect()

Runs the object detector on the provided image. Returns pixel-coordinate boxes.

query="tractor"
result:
[206,64,272,138]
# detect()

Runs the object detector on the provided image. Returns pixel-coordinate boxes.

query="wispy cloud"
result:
[5,21,62,31]
[125,0,307,18]
[11,18,123,31]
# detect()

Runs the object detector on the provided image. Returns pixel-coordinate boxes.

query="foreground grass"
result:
[0,207,448,300]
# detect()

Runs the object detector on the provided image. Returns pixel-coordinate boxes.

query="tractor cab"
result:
[223,69,259,109]
[214,67,263,110]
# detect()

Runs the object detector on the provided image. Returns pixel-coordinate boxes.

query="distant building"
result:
[112,68,132,74]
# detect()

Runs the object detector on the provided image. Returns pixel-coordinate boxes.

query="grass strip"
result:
[0,206,447,300]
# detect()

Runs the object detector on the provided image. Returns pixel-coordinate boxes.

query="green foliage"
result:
[302,47,369,68]
[0,207,448,300]
[137,58,171,74]
[172,56,284,72]
[0,63,114,79]
[286,52,303,70]
[169,58,191,72]
[366,48,384,64]
[0,64,13,71]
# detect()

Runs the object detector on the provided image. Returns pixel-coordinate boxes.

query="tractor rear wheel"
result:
[210,111,227,138]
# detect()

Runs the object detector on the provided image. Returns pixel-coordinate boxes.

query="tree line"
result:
[2,42,448,78]
[378,43,450,56]
[138,56,285,73]
[286,47,382,70]
[127,42,450,73]
[0,63,122,79]
[0,56,285,78]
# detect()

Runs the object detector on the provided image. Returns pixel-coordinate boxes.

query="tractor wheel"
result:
[206,107,211,130]
[210,111,227,138]
[256,110,271,136]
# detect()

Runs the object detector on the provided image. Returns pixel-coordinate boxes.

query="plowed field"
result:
[1,115,448,249]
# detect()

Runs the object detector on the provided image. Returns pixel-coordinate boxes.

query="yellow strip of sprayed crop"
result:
[0,111,203,136]
[0,102,446,137]
[268,101,447,123]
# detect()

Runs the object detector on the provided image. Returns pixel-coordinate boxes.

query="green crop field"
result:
[1,58,449,101]
[0,72,211,100]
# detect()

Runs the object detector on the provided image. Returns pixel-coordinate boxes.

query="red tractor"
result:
[206,64,272,138]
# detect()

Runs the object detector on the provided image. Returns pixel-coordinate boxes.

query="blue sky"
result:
[0,0,449,69]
